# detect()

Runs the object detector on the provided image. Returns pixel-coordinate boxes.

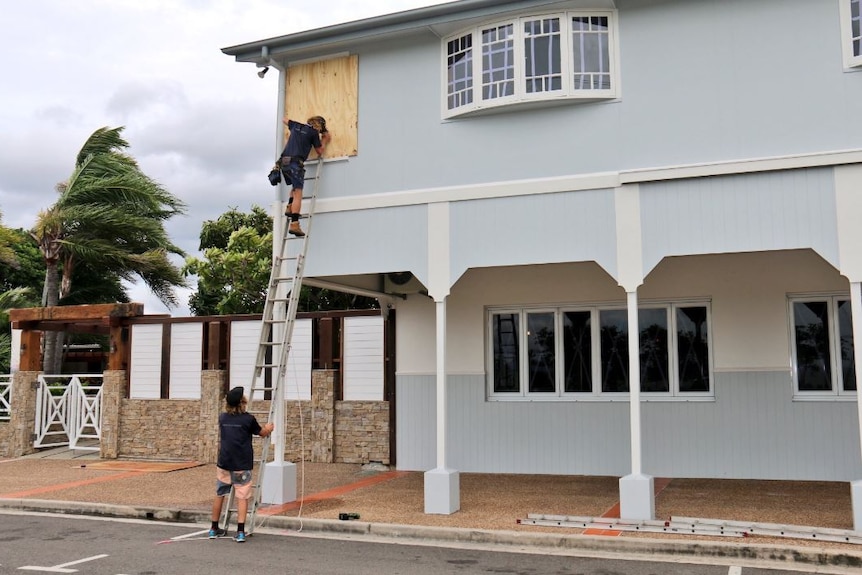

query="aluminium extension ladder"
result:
[220,155,324,535]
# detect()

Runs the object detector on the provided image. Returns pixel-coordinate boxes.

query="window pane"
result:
[838,300,856,391]
[482,24,514,100]
[794,302,833,391]
[572,15,611,91]
[600,309,629,392]
[640,309,669,392]
[563,311,592,392]
[524,18,562,94]
[854,0,861,55]
[447,34,473,110]
[677,307,710,392]
[527,312,555,392]
[492,313,519,392]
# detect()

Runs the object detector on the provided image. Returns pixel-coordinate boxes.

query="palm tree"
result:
[31,126,188,372]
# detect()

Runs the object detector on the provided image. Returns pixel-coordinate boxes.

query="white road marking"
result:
[728,567,742,575]
[172,529,210,540]
[19,554,108,573]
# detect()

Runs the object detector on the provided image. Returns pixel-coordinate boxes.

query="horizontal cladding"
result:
[450,189,618,280]
[305,205,428,282]
[396,372,861,480]
[640,168,839,275]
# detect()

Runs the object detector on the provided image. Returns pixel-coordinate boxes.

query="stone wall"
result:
[0,422,11,458]
[334,401,390,464]
[117,399,202,460]
[1,368,390,465]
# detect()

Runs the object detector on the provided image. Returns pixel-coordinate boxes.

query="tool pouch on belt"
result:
[268,159,282,186]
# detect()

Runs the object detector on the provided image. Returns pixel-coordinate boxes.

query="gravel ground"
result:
[0,458,858,553]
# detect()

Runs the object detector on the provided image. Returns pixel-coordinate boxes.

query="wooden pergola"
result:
[9,303,145,371]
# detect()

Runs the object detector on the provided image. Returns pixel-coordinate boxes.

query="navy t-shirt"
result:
[217,412,262,471]
[281,119,322,161]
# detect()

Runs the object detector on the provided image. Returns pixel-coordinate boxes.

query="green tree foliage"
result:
[0,287,34,374]
[31,126,188,371]
[0,211,39,373]
[184,225,274,316]
[0,227,43,296]
[184,206,378,316]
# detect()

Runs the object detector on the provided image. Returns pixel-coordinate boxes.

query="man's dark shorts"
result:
[281,160,306,190]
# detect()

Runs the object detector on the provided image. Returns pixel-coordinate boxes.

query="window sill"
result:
[486,395,715,403]
[444,94,618,120]
[792,394,858,402]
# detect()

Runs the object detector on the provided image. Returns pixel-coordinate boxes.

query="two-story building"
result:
[223,0,862,528]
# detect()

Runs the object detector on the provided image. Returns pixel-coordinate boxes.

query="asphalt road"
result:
[0,511,822,575]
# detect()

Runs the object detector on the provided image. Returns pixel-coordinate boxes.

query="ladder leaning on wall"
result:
[220,155,324,535]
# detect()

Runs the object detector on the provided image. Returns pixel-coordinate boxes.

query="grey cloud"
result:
[105,80,190,121]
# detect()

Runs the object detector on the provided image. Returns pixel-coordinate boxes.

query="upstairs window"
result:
[840,0,862,68]
[443,11,619,118]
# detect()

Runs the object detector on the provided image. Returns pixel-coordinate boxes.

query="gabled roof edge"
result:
[220,0,528,62]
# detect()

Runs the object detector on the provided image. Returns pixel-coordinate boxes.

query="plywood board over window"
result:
[285,55,358,158]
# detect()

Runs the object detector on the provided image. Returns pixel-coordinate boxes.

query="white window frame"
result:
[789,294,857,399]
[839,0,862,69]
[442,10,620,119]
[486,301,713,401]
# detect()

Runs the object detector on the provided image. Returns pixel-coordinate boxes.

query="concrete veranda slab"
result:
[0,454,861,572]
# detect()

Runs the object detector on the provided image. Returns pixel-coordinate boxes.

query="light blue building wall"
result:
[226,0,862,485]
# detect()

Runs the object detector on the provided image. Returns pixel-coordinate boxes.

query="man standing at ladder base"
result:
[210,387,274,542]
[280,115,330,237]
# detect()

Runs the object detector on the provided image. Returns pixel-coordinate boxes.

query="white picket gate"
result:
[34,374,103,450]
[0,374,11,421]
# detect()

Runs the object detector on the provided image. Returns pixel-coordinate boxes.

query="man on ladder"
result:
[212,114,329,540]
[280,115,330,237]
[209,387,274,542]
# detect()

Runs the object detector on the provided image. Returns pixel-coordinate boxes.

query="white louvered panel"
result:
[284,319,312,401]
[169,323,203,399]
[343,316,384,401]
[229,320,262,399]
[129,324,163,399]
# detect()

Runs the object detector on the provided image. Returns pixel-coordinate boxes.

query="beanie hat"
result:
[226,387,244,407]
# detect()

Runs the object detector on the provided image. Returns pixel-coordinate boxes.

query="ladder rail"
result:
[221,156,324,535]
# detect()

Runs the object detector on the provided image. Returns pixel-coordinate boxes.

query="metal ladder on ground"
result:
[220,156,324,535]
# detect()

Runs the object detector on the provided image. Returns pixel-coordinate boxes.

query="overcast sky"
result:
[0,0,450,316]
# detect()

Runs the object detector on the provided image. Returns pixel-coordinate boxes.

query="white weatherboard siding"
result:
[169,323,203,399]
[343,316,384,401]
[394,249,858,479]
[305,205,428,283]
[129,324,162,399]
[640,168,839,276]
[229,319,312,401]
[397,373,862,480]
[450,189,618,282]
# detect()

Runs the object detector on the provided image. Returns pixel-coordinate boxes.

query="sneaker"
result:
[208,528,227,539]
[234,531,247,543]
[288,221,305,237]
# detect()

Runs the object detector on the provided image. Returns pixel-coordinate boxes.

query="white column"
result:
[262,64,296,505]
[614,184,654,521]
[435,299,447,468]
[424,203,459,514]
[627,290,643,476]
[850,282,862,531]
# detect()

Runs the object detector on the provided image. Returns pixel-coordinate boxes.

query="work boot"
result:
[289,221,305,237]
